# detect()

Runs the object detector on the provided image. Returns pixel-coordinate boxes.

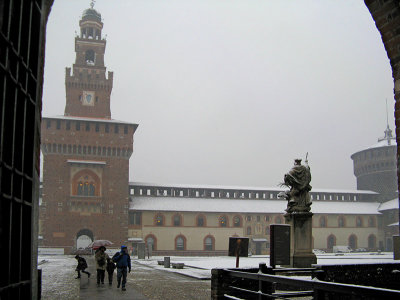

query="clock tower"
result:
[64,3,112,118]
[40,4,138,253]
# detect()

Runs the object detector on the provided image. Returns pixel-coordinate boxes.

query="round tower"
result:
[351,125,397,201]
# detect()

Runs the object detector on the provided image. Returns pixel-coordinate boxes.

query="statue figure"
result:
[278,157,312,213]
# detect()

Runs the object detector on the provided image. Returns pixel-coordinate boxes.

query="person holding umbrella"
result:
[95,246,109,286]
[112,245,131,291]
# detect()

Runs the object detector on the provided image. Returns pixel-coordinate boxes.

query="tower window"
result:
[85,50,95,65]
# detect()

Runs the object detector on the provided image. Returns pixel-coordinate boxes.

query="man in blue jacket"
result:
[112,245,131,291]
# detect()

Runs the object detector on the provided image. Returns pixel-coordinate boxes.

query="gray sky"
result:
[42,0,395,190]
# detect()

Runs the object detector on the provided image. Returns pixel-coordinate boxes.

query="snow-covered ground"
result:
[135,252,396,279]
[38,252,396,298]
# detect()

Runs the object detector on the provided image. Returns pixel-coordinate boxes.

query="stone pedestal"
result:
[284,211,317,268]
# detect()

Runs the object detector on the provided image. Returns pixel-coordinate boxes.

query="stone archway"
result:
[76,229,94,249]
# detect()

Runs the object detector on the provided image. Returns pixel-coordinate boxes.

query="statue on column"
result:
[278,156,312,213]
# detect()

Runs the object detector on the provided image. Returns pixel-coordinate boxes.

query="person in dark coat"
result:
[75,255,90,279]
[106,257,116,285]
[112,245,131,291]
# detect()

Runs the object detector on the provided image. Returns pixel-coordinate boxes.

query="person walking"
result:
[74,255,91,279]
[95,246,109,286]
[106,257,116,285]
[112,245,131,291]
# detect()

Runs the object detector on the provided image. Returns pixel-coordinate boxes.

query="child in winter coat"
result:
[106,258,116,285]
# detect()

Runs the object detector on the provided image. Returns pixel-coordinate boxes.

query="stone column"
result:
[285,211,316,268]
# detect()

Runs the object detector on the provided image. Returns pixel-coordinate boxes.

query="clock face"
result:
[82,91,95,106]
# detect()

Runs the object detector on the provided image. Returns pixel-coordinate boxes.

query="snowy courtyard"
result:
[38,252,396,299]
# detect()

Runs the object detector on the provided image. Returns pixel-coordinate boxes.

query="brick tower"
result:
[40,4,138,253]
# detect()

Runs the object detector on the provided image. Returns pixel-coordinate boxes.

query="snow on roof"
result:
[44,115,138,126]
[378,199,399,211]
[388,222,399,227]
[129,182,377,195]
[367,139,397,150]
[130,197,382,215]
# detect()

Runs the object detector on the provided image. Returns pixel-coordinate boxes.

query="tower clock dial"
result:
[82,91,95,106]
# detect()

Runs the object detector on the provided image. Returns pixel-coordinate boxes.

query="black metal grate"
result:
[0,0,45,299]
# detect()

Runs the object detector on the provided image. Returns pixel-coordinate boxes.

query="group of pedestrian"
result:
[74,245,131,291]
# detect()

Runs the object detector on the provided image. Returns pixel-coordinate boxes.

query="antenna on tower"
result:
[90,0,95,9]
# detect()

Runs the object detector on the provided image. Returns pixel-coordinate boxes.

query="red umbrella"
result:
[88,240,113,250]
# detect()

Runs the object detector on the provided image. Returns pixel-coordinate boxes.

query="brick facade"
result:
[40,6,138,253]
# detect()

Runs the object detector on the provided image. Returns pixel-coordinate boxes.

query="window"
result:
[114,125,119,133]
[56,120,61,129]
[356,216,363,228]
[233,216,241,227]
[246,226,252,235]
[197,215,205,227]
[85,49,95,64]
[348,234,357,250]
[124,125,128,134]
[265,226,270,235]
[76,121,80,131]
[86,123,90,131]
[338,216,345,228]
[219,215,228,227]
[173,214,181,226]
[46,120,51,128]
[155,214,164,226]
[128,212,141,225]
[105,124,109,133]
[95,124,99,132]
[176,236,185,251]
[256,216,261,222]
[368,216,376,227]
[275,216,283,224]
[66,121,70,130]
[204,236,214,251]
[319,216,326,228]
[265,215,270,222]
[246,215,251,222]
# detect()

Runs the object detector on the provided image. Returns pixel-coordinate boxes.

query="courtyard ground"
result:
[38,252,395,299]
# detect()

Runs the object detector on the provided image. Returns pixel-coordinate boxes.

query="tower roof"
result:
[82,1,101,23]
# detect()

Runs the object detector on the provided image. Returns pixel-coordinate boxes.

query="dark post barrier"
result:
[37,269,42,300]
[258,263,275,297]
[211,268,229,300]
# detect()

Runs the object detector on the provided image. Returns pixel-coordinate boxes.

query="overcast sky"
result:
[42,0,395,190]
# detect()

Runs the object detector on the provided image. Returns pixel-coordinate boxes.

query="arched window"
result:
[246,226,252,235]
[319,216,327,228]
[348,234,357,250]
[338,216,345,228]
[145,234,157,251]
[173,214,182,226]
[233,215,242,227]
[155,214,164,226]
[368,216,376,227]
[368,234,376,249]
[175,235,186,251]
[356,216,363,227]
[274,216,283,224]
[219,215,228,227]
[327,234,336,250]
[204,236,214,251]
[85,49,95,64]
[196,215,206,227]
[72,170,100,197]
